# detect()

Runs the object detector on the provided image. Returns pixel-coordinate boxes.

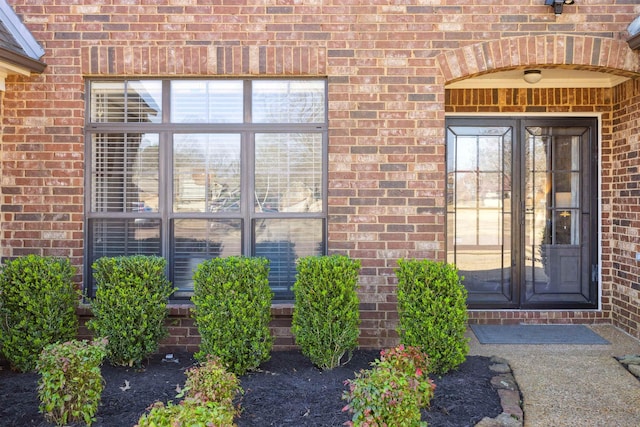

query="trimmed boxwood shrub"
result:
[191,256,273,375]
[87,255,174,367]
[0,255,79,372]
[291,254,361,370]
[395,259,469,374]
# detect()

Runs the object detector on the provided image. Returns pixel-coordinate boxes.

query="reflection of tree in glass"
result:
[173,136,241,212]
[131,140,160,211]
[478,135,511,201]
[255,133,322,212]
[134,142,159,182]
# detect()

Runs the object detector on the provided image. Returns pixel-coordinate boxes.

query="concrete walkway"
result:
[468,324,640,427]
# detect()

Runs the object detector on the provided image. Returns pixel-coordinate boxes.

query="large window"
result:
[86,79,327,300]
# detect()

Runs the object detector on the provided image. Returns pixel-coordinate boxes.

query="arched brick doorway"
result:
[439,36,640,317]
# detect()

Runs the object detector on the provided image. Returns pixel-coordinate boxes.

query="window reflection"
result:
[88,79,327,298]
[171,80,243,123]
[173,134,241,213]
[446,125,512,303]
[91,133,159,213]
[90,80,162,123]
[252,80,325,123]
[254,133,323,213]
[254,218,323,300]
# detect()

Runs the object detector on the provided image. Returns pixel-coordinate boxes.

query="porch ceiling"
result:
[445,69,629,89]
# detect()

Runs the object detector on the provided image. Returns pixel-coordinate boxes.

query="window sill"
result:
[78,302,294,317]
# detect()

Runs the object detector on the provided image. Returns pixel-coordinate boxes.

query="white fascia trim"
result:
[0,0,44,60]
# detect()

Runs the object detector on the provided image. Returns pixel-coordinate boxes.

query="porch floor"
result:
[468,324,640,426]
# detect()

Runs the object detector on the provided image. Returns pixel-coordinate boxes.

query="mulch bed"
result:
[0,350,502,427]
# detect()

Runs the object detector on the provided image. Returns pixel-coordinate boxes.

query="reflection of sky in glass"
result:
[449,127,511,172]
[252,80,325,123]
[140,133,158,149]
[455,136,477,170]
[129,81,162,123]
[171,81,243,123]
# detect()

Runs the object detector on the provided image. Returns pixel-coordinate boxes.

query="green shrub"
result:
[342,345,435,427]
[37,338,107,426]
[395,259,469,374]
[0,255,79,372]
[136,400,236,427]
[181,355,243,412]
[291,254,361,370]
[87,255,175,367]
[191,256,273,375]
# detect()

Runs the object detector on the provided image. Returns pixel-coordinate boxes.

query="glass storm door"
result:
[446,118,598,309]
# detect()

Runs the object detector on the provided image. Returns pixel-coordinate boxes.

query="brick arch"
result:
[437,35,640,84]
[81,45,327,76]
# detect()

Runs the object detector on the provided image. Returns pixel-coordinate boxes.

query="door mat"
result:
[470,324,610,345]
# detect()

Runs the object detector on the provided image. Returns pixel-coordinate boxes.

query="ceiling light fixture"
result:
[545,0,574,15]
[523,70,543,84]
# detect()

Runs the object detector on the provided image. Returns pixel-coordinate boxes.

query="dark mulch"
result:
[0,350,502,427]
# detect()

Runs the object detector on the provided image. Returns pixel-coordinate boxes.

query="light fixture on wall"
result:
[523,69,542,84]
[545,0,574,15]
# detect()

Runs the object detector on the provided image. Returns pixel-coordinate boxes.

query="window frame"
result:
[84,78,328,302]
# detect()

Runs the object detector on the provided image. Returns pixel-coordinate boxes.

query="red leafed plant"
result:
[342,345,436,427]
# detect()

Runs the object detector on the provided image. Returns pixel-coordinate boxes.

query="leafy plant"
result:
[291,254,361,370]
[180,355,243,412]
[395,259,469,374]
[37,338,107,426]
[137,355,242,427]
[87,255,175,367]
[378,345,435,408]
[135,400,236,427]
[191,256,273,375]
[0,255,79,372]
[342,345,435,427]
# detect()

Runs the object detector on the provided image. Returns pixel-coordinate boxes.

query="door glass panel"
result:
[447,125,512,304]
[525,127,587,302]
[447,119,596,309]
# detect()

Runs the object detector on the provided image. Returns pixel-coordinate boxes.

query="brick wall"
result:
[611,79,640,340]
[3,0,640,349]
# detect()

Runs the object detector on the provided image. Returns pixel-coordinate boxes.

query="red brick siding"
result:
[610,79,640,340]
[3,1,640,349]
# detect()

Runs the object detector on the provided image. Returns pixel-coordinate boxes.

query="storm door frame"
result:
[445,116,599,310]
